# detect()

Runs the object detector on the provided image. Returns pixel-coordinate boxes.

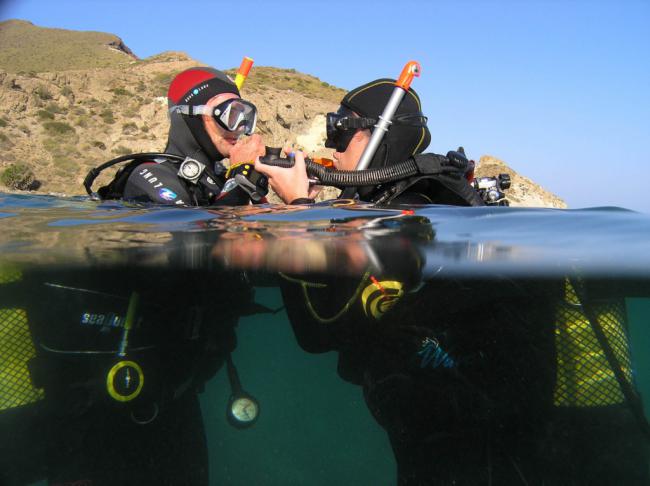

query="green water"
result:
[20,291,650,486]
[628,298,650,419]
[200,288,395,485]
[196,291,650,485]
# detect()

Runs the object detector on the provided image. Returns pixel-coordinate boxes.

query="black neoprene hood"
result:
[340,78,431,170]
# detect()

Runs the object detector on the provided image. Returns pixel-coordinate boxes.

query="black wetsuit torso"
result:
[282,269,559,484]
[280,178,649,485]
[122,160,224,206]
[0,265,254,486]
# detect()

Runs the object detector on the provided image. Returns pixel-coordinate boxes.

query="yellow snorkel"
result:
[235,56,254,90]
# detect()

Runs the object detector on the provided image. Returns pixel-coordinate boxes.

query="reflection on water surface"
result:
[1,193,649,485]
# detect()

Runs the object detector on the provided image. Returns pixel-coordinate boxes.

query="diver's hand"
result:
[255,150,310,204]
[230,134,266,165]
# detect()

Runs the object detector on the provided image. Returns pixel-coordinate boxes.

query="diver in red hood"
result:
[119,67,266,206]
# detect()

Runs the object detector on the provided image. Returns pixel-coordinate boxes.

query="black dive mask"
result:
[325,107,428,153]
[325,106,376,152]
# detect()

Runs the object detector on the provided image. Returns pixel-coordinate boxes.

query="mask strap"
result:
[336,117,377,130]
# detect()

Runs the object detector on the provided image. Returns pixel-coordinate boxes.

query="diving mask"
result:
[325,106,428,153]
[325,106,376,152]
[172,98,258,135]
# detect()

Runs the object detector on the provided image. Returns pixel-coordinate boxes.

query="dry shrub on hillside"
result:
[35,85,53,100]
[1,163,36,190]
[43,121,75,136]
[37,109,54,120]
[100,109,115,124]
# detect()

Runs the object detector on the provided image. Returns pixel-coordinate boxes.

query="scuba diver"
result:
[86,66,266,206]
[0,254,262,486]
[255,77,484,207]
[0,67,267,486]
[252,76,650,484]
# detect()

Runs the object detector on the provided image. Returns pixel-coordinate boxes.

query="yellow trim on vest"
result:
[0,263,22,284]
[0,308,44,410]
[553,279,632,407]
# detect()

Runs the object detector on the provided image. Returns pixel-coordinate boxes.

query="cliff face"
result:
[0,50,339,195]
[0,20,565,208]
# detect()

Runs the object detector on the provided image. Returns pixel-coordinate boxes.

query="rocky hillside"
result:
[0,20,565,208]
[476,156,566,208]
[0,19,136,72]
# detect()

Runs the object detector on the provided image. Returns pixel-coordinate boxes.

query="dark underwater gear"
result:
[225,353,259,429]
[171,98,257,136]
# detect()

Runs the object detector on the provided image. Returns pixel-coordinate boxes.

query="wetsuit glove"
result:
[445,150,470,172]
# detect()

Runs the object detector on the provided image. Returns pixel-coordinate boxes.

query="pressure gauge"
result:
[178,158,205,183]
[227,392,260,429]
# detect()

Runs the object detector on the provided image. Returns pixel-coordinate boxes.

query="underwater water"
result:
[0,192,648,485]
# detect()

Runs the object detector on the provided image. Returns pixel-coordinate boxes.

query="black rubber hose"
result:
[260,157,420,187]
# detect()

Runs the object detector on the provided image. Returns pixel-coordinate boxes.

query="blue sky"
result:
[2,0,649,212]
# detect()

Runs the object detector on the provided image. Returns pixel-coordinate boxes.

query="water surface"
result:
[1,192,648,485]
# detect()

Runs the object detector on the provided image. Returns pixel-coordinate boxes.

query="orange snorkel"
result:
[235,56,254,90]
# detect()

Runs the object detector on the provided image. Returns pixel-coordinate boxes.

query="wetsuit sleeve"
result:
[123,162,193,205]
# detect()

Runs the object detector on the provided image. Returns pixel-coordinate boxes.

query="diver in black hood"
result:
[255,78,483,207]
[256,76,649,484]
[112,66,266,206]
